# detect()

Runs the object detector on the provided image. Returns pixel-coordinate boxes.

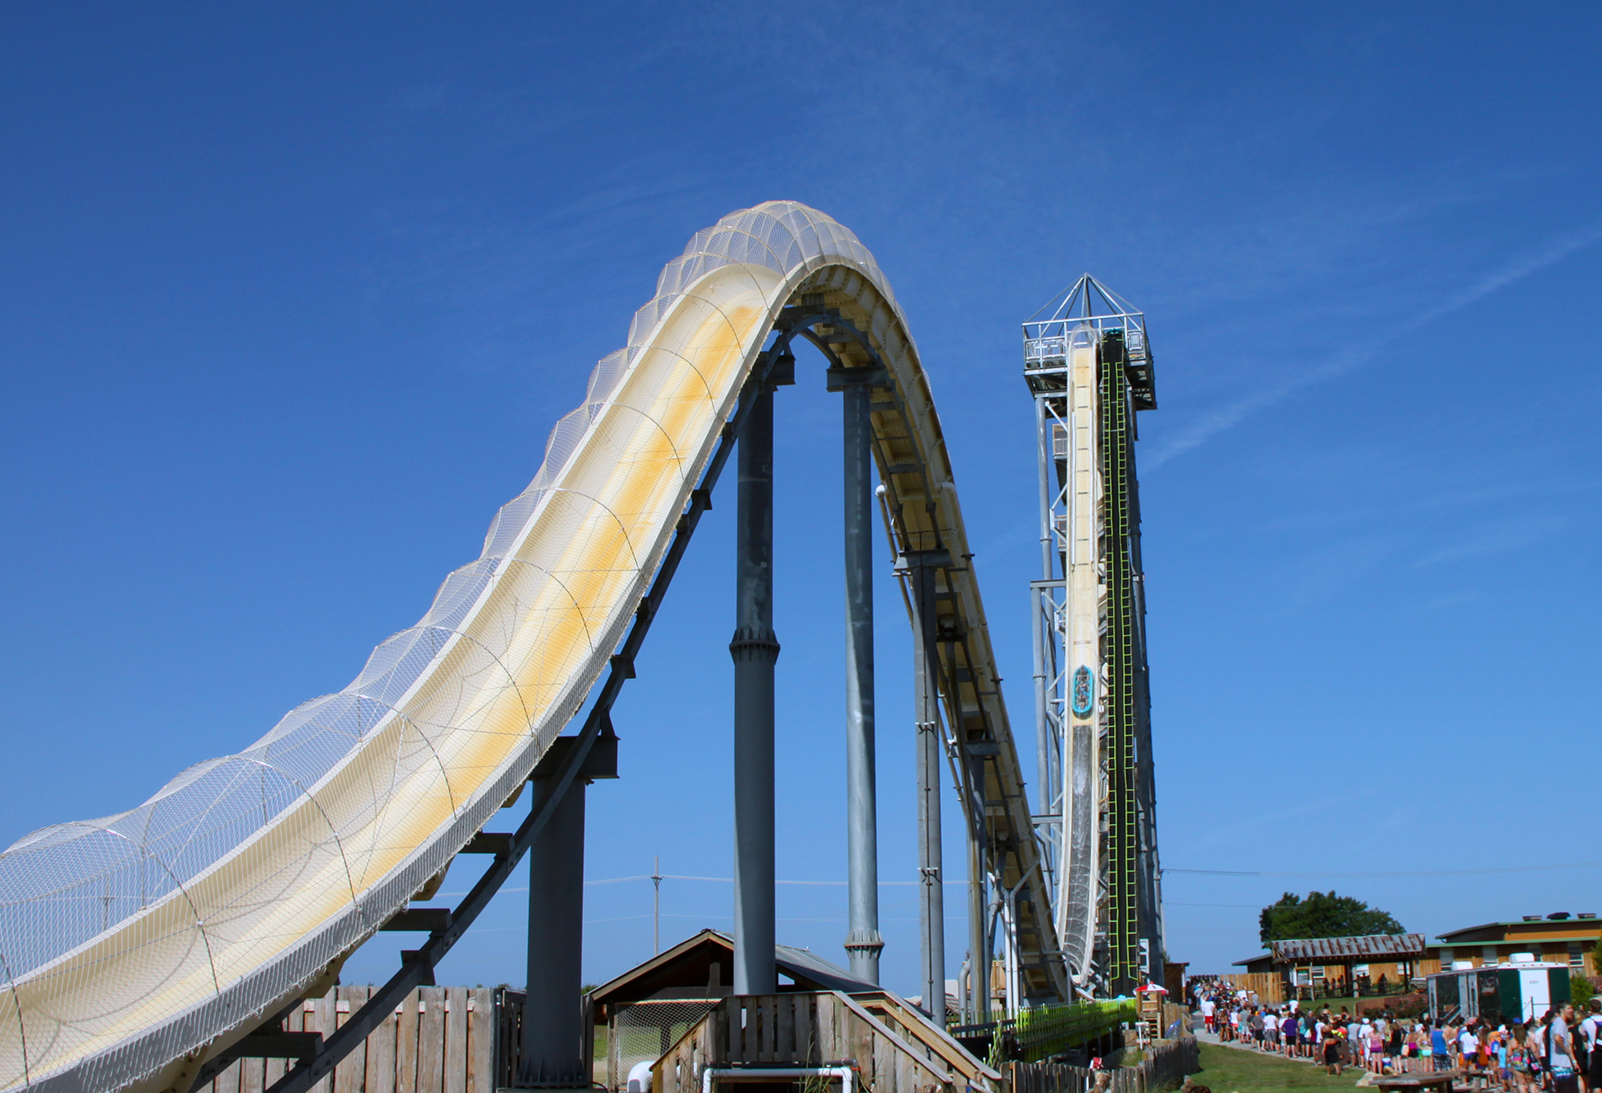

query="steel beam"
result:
[965,750,989,1024]
[834,370,884,984]
[908,555,946,1024]
[730,384,778,997]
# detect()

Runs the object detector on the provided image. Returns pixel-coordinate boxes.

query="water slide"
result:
[0,202,1060,1093]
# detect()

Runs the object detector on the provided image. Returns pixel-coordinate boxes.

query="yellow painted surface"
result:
[0,263,778,1089]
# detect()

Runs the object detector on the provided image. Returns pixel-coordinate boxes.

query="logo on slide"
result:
[1071,665,1094,719]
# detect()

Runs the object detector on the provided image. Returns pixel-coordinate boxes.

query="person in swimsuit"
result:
[1324,1025,1344,1076]
[1509,1025,1535,1093]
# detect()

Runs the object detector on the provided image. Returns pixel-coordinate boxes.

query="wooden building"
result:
[1227,913,1601,1002]
[1230,933,1429,1000]
[1432,914,1601,975]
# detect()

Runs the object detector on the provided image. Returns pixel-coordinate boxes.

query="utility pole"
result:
[652,855,662,956]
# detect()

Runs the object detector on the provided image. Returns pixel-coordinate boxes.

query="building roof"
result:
[1232,933,1425,968]
[1264,934,1428,962]
[585,929,879,1015]
[1437,917,1602,944]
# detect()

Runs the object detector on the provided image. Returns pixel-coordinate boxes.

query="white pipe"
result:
[700,1067,855,1093]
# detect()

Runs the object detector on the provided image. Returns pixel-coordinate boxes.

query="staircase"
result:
[651,992,1000,1093]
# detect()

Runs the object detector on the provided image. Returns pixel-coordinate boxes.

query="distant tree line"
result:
[1258,891,1405,942]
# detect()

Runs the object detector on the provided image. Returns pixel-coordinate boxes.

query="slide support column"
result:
[906,551,947,1024]
[521,733,617,1086]
[831,366,885,984]
[730,384,779,997]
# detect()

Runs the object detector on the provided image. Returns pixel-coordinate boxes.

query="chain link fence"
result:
[608,999,719,1090]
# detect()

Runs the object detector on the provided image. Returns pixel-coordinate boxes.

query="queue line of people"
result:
[1192,989,1602,1093]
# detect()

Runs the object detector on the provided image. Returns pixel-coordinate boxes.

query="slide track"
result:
[0,202,1061,1093]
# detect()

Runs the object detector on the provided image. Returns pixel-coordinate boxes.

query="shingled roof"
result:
[1267,933,1428,961]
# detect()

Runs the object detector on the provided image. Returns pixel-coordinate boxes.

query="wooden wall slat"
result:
[366,997,398,1093]
[466,988,492,1093]
[311,994,336,1093]
[872,1025,892,1093]
[795,995,814,1065]
[215,1058,241,1093]
[396,988,420,1093]
[417,987,446,1093]
[335,986,369,1093]
[239,1057,265,1093]
[442,987,468,1093]
[777,996,794,1060]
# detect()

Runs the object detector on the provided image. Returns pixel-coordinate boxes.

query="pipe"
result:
[700,1068,854,1093]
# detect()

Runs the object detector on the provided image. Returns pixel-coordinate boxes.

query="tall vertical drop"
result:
[1023,276,1162,997]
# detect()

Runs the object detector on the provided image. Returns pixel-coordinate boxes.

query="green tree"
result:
[1258,891,1406,943]
[1572,974,1595,1010]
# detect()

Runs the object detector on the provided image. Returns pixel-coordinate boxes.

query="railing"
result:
[1008,1036,1199,1093]
[653,992,999,1093]
[951,1000,1137,1065]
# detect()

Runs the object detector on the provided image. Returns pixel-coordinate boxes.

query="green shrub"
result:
[1390,994,1427,1019]
[1572,974,1595,1010]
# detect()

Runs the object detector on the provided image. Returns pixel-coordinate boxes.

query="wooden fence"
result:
[1007,1036,1199,1093]
[1221,973,1284,1004]
[196,986,495,1093]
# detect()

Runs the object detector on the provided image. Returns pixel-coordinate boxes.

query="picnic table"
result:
[1371,1071,1466,1093]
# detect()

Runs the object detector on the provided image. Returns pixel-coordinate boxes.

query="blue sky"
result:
[2,2,1599,993]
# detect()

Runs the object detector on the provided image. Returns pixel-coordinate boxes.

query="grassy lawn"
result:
[1189,1043,1369,1092]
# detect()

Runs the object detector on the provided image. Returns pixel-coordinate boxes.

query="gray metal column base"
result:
[519,734,617,1088]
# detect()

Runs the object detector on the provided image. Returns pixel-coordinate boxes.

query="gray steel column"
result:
[730,386,778,997]
[1034,395,1054,818]
[911,560,945,1024]
[841,381,883,984]
[966,755,990,1024]
[522,777,587,1085]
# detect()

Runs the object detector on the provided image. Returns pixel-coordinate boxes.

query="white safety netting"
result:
[0,201,900,1093]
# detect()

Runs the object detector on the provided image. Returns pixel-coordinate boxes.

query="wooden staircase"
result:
[651,992,1000,1093]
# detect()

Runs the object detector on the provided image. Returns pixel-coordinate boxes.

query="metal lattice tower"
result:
[1023,275,1164,997]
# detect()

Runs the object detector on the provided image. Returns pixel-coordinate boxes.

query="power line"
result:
[1165,859,1602,879]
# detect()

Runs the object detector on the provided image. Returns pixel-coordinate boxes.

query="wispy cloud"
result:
[1146,215,1602,469]
[1414,514,1570,567]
